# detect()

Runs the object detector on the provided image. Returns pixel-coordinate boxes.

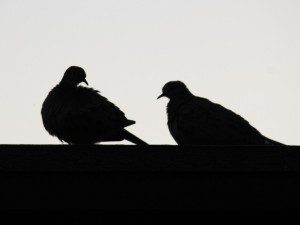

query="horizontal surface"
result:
[0,145,300,209]
[1,172,298,210]
[0,145,299,171]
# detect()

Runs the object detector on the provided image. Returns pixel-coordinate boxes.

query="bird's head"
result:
[61,66,88,86]
[157,81,192,100]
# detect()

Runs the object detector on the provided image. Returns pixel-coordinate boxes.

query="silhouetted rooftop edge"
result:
[1,145,300,209]
[0,145,299,172]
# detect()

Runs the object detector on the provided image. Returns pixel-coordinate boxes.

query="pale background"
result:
[0,0,299,145]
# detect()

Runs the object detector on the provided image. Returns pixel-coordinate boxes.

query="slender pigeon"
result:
[158,81,283,145]
[41,66,147,145]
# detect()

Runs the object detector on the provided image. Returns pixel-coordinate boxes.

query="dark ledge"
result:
[0,144,299,171]
[0,145,300,209]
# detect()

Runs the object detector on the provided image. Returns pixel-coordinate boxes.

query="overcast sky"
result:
[0,0,299,145]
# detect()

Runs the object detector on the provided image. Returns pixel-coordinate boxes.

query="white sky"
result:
[0,0,299,145]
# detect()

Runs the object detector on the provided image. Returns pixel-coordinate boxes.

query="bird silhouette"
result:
[158,81,283,145]
[41,66,147,145]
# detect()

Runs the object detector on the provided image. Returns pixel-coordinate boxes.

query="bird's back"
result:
[41,85,134,144]
[167,96,276,145]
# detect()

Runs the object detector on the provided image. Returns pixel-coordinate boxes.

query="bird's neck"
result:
[171,91,194,102]
[167,93,194,115]
[59,80,78,88]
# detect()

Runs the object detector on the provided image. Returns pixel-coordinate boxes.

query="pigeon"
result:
[41,66,147,145]
[158,81,283,145]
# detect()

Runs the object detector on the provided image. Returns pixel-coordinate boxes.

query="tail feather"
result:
[122,130,148,145]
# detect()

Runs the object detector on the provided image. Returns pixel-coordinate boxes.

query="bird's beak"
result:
[157,93,165,99]
[83,79,89,85]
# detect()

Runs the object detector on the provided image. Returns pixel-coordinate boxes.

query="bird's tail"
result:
[122,130,148,145]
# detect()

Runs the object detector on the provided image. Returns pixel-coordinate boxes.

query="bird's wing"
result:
[175,97,264,144]
[61,87,134,132]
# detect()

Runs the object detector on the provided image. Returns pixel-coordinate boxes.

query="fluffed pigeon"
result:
[41,66,147,145]
[158,81,283,145]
